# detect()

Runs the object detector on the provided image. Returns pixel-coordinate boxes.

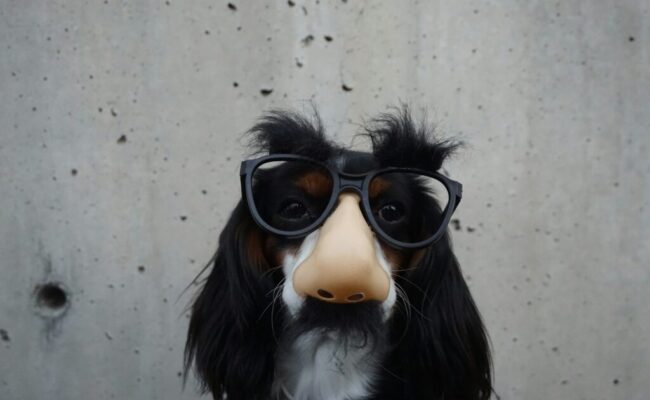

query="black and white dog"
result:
[185,108,493,400]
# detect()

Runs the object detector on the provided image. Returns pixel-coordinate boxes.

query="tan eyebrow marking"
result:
[294,171,333,198]
[369,176,392,198]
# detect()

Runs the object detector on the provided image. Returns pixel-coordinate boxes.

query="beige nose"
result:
[292,193,390,303]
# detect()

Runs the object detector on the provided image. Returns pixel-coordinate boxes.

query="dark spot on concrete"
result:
[110,108,117,117]
[260,88,273,96]
[89,74,94,79]
[295,58,304,68]
[233,81,239,87]
[105,331,113,340]
[177,371,182,377]
[204,30,210,35]
[613,181,619,187]
[324,35,333,42]
[0,329,9,342]
[201,189,207,195]
[165,0,170,5]
[451,218,461,231]
[552,346,559,353]
[43,76,48,81]
[35,283,68,311]
[32,106,37,112]
[227,2,237,10]
[180,215,187,221]
[613,378,619,385]
[471,48,477,54]
[342,84,353,92]
[486,202,492,208]
[117,134,127,144]
[629,36,635,42]
[288,0,295,6]
[561,380,568,385]
[137,265,145,273]
[473,9,479,14]
[301,34,314,46]
[466,226,475,233]
[71,168,77,176]
[98,107,103,113]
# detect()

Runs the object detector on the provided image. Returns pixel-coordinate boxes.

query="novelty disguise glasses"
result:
[240,154,462,249]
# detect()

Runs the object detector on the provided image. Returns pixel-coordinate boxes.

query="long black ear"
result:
[380,234,493,399]
[184,202,282,400]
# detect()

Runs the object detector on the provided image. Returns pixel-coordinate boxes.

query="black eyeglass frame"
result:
[240,154,462,249]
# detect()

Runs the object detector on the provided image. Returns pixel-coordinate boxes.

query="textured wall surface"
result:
[1,1,649,399]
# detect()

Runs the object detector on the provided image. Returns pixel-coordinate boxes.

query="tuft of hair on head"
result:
[246,109,337,161]
[364,105,462,171]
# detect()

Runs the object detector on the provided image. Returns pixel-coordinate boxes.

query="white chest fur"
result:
[273,331,380,400]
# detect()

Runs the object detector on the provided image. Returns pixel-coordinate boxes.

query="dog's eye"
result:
[278,199,310,220]
[377,203,405,223]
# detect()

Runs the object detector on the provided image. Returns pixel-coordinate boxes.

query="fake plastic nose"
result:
[292,193,390,304]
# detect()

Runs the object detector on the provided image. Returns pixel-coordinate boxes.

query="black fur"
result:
[185,108,493,400]
[184,203,284,399]
[365,106,461,171]
[289,297,387,351]
[375,235,492,399]
[248,109,337,161]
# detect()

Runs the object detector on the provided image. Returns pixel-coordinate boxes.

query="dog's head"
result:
[185,108,492,400]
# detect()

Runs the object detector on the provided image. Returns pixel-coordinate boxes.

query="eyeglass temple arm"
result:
[452,182,462,212]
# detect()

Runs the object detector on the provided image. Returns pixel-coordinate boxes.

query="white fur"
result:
[274,230,398,400]
[280,230,321,317]
[274,331,380,400]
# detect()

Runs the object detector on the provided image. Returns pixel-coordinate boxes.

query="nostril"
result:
[317,289,334,300]
[347,293,365,302]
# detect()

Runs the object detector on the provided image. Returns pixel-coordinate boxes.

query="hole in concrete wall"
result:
[36,283,68,310]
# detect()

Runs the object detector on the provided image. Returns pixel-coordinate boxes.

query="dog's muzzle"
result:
[292,193,391,304]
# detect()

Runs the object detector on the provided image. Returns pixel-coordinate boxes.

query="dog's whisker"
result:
[393,282,413,344]
[258,277,286,322]
[260,264,285,279]
[394,274,428,296]
[269,277,286,344]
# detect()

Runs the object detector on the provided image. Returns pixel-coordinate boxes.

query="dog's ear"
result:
[184,201,281,400]
[385,235,493,399]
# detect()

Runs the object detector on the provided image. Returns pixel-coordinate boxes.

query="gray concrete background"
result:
[1,0,648,399]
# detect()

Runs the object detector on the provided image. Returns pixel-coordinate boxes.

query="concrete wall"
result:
[1,1,648,399]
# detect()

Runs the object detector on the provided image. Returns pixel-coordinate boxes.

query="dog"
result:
[185,108,493,400]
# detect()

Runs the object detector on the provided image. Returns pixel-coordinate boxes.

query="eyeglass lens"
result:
[250,160,450,244]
